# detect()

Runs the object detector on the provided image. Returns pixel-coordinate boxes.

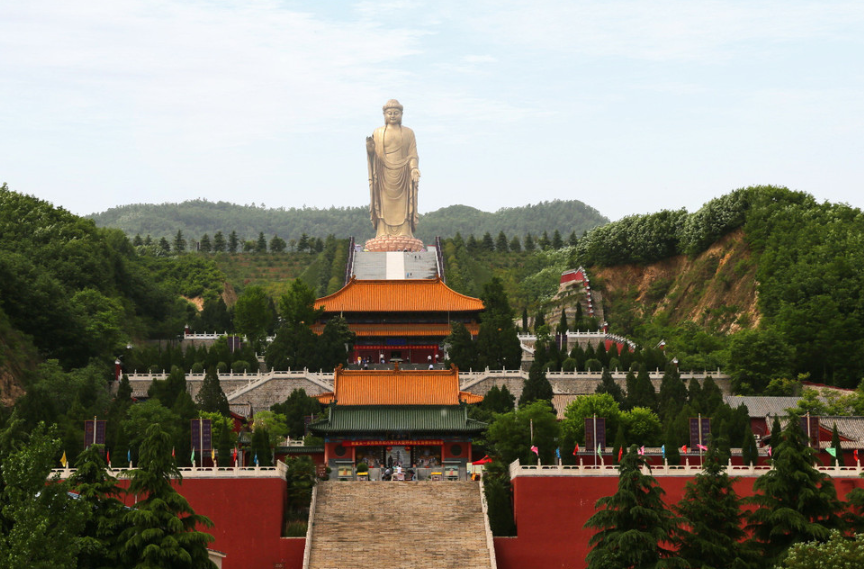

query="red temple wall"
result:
[494,475,864,569]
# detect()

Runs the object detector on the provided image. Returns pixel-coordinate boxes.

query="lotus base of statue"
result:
[364,235,425,252]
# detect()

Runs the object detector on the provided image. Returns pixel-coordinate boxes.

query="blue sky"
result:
[2,1,862,221]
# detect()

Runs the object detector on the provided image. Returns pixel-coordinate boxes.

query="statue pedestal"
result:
[365,235,425,252]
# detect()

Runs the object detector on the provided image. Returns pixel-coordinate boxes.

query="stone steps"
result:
[352,250,439,280]
[307,481,494,569]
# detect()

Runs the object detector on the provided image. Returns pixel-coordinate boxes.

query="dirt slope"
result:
[594,228,760,333]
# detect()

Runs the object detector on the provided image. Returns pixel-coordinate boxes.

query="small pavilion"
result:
[312,276,484,365]
[309,365,485,478]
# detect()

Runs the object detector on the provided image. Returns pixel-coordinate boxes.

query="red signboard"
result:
[343,440,444,447]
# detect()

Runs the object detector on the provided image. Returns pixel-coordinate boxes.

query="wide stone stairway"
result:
[306,481,495,569]
[352,248,439,280]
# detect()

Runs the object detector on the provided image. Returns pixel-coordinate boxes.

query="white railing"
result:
[458,369,731,390]
[508,458,864,479]
[478,478,499,569]
[302,484,319,569]
[51,463,288,480]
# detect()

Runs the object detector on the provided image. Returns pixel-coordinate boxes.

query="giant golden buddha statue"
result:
[365,99,424,252]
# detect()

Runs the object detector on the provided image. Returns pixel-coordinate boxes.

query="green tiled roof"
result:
[308,405,487,434]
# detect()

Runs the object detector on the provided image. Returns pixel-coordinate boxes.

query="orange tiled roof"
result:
[310,322,480,337]
[314,366,484,406]
[314,277,485,313]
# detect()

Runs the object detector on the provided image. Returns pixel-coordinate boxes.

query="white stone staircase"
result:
[305,481,495,569]
[352,248,439,280]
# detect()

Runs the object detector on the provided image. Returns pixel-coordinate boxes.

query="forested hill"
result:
[87,198,609,243]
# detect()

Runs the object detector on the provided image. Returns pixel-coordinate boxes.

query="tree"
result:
[560,393,622,456]
[495,231,509,252]
[173,230,187,253]
[782,531,864,569]
[228,230,239,253]
[148,365,187,409]
[158,236,170,253]
[568,230,579,247]
[196,366,230,415]
[674,442,755,569]
[519,361,553,407]
[538,231,551,250]
[481,231,495,251]
[595,367,625,406]
[486,400,559,465]
[551,229,564,249]
[69,444,129,568]
[829,424,844,467]
[0,422,88,569]
[256,231,267,253]
[271,389,323,439]
[483,459,517,536]
[741,422,759,466]
[212,230,226,252]
[121,424,217,568]
[482,385,516,414]
[728,328,794,394]
[627,364,658,411]
[269,234,287,253]
[747,414,845,565]
[476,278,522,370]
[233,285,275,346]
[558,309,569,335]
[658,363,688,423]
[584,445,685,569]
[509,235,521,252]
[317,316,355,372]
[523,233,535,251]
[199,233,212,253]
[622,407,663,446]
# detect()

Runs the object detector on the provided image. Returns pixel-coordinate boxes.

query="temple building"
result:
[309,365,485,478]
[312,276,484,365]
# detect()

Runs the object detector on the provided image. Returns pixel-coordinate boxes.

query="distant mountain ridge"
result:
[87,199,609,243]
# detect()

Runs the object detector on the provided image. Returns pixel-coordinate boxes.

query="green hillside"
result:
[87,198,609,244]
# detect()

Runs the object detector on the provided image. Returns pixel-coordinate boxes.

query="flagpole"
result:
[93,415,97,447]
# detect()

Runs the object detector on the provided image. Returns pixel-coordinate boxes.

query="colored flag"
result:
[60,451,68,468]
[617,447,623,461]
[697,444,708,451]
[555,448,560,459]
[826,447,837,458]
[172,447,175,458]
[211,448,216,466]
[637,446,645,456]
[254,453,259,466]
[572,443,580,456]
[855,449,859,462]
[191,449,196,465]
[661,444,665,458]
[107,450,110,464]
[680,444,688,454]
[596,445,603,456]
[530,445,539,456]
[767,446,772,457]
[233,447,238,464]
[127,449,131,464]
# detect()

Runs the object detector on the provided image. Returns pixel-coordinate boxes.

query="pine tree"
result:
[687,378,703,413]
[742,422,759,467]
[568,230,578,247]
[658,363,687,422]
[158,236,170,253]
[523,233,535,251]
[444,322,478,371]
[173,229,186,253]
[132,234,143,246]
[584,445,685,569]
[596,367,624,406]
[551,229,564,249]
[476,278,522,370]
[196,366,230,416]
[623,368,638,411]
[829,424,844,467]
[538,231,551,250]
[199,233,212,253]
[519,361,554,407]
[495,231,509,252]
[213,230,226,252]
[69,444,129,568]
[534,309,545,331]
[509,235,522,252]
[251,427,272,467]
[674,442,755,569]
[269,234,287,252]
[256,231,267,253]
[559,310,569,334]
[747,415,845,565]
[228,230,239,253]
[521,307,529,331]
[628,364,658,411]
[121,424,217,568]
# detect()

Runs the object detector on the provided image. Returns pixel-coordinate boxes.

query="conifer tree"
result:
[584,445,685,569]
[534,309,545,331]
[519,361,554,407]
[199,233,212,253]
[674,441,755,569]
[228,230,239,253]
[256,231,267,253]
[538,231,551,250]
[747,415,845,565]
[481,231,495,251]
[132,233,143,246]
[521,307,529,331]
[158,236,171,253]
[741,422,759,467]
[559,309,568,335]
[628,364,658,412]
[595,367,625,406]
[444,322,478,371]
[658,363,688,423]
[173,230,187,253]
[623,368,638,411]
[69,444,129,568]
[552,229,564,249]
[476,278,522,370]
[509,235,522,252]
[495,231,509,252]
[829,424,844,467]
[523,233,535,251]
[700,376,724,414]
[122,424,216,568]
[568,230,578,247]
[687,377,703,413]
[213,230,226,252]
[196,366,230,416]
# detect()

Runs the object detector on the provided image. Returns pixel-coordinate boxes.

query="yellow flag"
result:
[60,451,68,468]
